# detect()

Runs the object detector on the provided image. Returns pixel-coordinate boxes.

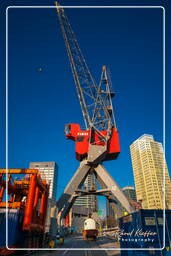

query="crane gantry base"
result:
[57,160,134,221]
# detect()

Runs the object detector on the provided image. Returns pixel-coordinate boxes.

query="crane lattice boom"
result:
[56,2,96,130]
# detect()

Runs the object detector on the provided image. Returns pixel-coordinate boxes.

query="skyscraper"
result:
[29,162,58,200]
[74,173,98,212]
[122,186,137,202]
[130,135,171,209]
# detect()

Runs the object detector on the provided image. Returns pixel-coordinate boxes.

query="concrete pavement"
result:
[30,234,120,256]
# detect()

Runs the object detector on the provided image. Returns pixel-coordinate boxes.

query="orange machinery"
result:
[0,169,49,252]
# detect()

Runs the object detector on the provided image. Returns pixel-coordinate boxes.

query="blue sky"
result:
[0,0,170,213]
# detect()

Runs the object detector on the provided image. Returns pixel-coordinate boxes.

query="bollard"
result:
[49,240,55,248]
[59,237,64,245]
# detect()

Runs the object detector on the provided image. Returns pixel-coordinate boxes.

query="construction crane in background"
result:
[55,2,134,222]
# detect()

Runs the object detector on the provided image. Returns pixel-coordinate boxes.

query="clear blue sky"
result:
[0,0,170,212]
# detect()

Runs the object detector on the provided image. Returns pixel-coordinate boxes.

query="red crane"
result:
[56,3,120,164]
[55,2,134,222]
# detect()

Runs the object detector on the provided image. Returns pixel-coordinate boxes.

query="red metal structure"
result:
[0,169,49,231]
[0,169,49,253]
[64,214,69,227]
[65,124,120,161]
[56,2,120,165]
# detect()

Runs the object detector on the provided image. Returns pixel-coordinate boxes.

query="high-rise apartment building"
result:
[130,135,171,209]
[122,186,137,202]
[29,162,58,200]
[74,173,98,212]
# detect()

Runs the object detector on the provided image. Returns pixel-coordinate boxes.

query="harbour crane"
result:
[55,2,134,221]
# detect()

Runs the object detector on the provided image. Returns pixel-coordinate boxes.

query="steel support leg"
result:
[57,162,134,222]
[94,164,134,213]
[57,160,91,218]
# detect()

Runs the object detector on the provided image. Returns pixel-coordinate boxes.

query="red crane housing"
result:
[65,124,120,161]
